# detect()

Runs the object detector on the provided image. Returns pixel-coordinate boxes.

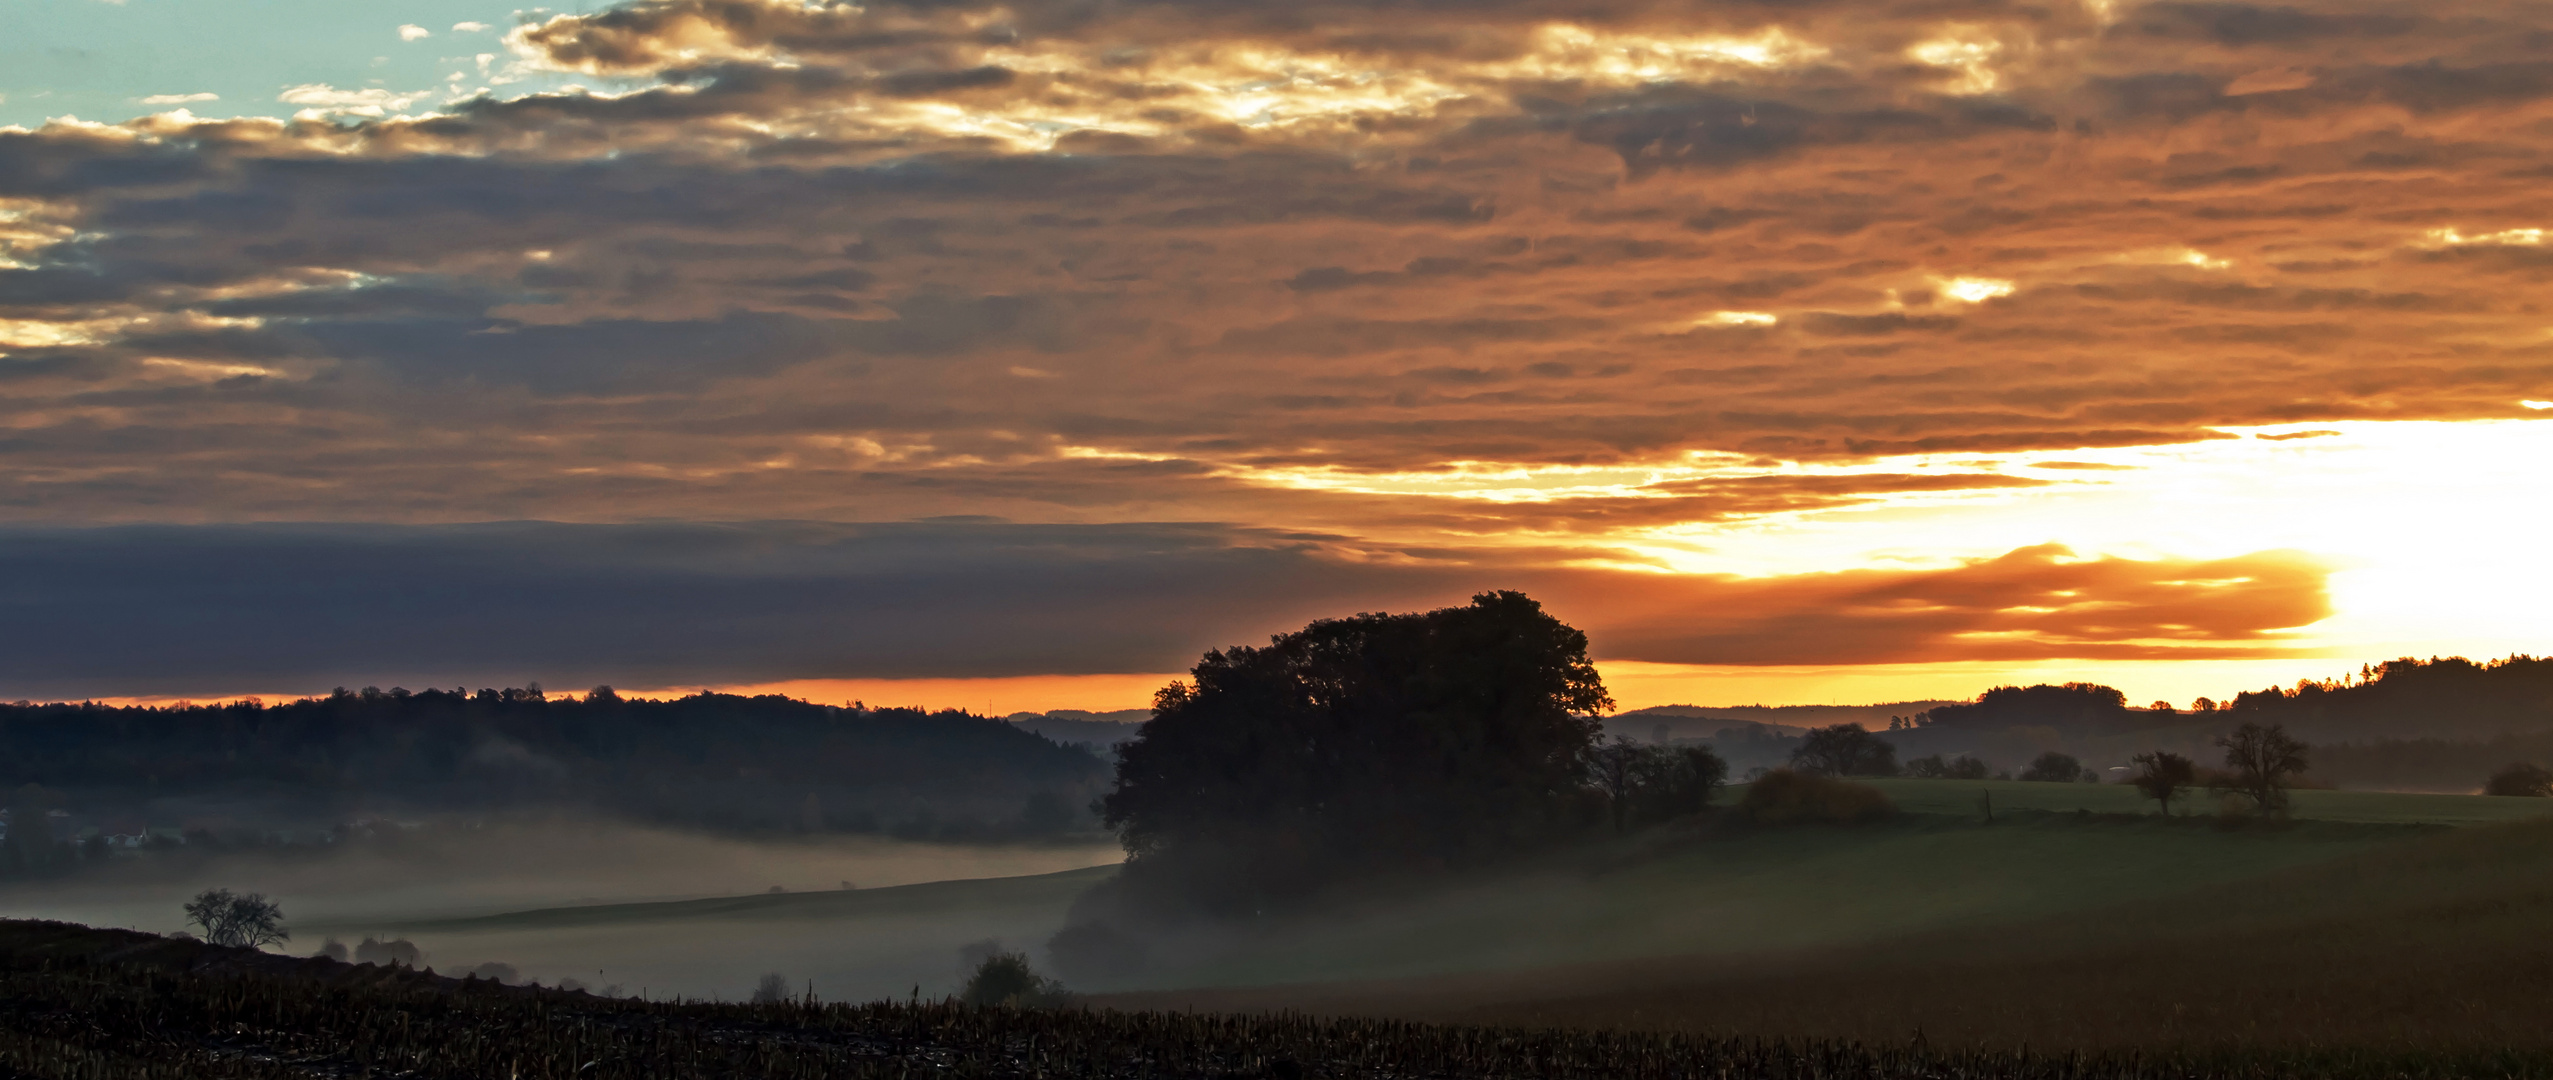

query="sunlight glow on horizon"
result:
[65,417,2552,715]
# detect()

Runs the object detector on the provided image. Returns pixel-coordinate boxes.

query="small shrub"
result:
[2486,761,2553,797]
[961,951,1070,1008]
[751,972,790,1004]
[1903,753,1991,780]
[1736,769,1892,825]
[2018,751,2084,783]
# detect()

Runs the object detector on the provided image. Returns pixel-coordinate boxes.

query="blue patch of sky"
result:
[0,0,614,129]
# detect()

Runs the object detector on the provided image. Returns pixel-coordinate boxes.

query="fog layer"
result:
[0,815,1119,1000]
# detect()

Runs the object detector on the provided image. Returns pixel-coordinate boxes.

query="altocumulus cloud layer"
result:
[0,0,2536,687]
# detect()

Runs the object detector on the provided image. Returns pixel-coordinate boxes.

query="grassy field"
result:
[316,782,2553,1031]
[368,865,1118,933]
[1124,812,2430,991]
[1863,777,2553,824]
[297,866,1118,1001]
[1109,810,2553,1050]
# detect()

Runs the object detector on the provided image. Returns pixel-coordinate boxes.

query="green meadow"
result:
[1860,777,2553,824]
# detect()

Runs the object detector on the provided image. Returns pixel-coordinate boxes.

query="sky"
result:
[4,0,2553,712]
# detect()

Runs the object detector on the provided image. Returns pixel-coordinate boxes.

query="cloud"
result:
[453,21,492,33]
[398,23,432,41]
[274,84,429,117]
[0,0,2542,591]
[0,523,2332,697]
[137,92,219,106]
[1552,544,2334,666]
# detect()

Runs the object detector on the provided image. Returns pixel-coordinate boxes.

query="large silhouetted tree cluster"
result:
[1100,591,1616,909]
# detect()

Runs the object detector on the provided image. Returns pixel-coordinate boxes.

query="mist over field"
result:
[0,815,1118,999]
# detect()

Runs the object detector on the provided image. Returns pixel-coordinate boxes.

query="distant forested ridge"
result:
[1879,657,2553,792]
[2216,656,2553,741]
[1914,683,2160,734]
[0,687,1106,846]
[1005,710,1148,751]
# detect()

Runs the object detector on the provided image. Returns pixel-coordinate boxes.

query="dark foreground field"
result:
[4,922,2553,1080]
[1107,814,2553,1052]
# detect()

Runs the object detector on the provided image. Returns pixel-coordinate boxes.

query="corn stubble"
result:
[0,926,2544,1080]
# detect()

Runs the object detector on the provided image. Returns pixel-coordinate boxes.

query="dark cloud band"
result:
[0,522,2328,698]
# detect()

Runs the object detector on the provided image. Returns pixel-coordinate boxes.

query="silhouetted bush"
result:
[751,973,791,1004]
[2018,752,2084,783]
[1789,725,1898,777]
[1904,753,1990,780]
[1737,770,1892,825]
[961,951,1069,1008]
[2485,762,2553,797]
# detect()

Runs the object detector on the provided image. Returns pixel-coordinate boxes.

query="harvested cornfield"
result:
[0,919,2545,1080]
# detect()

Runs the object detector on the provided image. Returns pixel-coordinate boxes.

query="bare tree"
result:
[2214,722,2309,813]
[1590,738,1644,833]
[182,889,288,949]
[2129,751,2195,815]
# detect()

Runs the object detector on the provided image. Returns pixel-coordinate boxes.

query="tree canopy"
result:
[1916,683,2142,733]
[1099,591,1611,908]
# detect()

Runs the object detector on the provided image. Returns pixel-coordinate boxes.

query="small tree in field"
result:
[1590,738,1645,833]
[2129,750,2195,815]
[2214,722,2309,813]
[182,889,288,949]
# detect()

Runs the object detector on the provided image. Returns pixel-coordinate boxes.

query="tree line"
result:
[1781,717,2320,815]
[2214,655,2553,740]
[0,689,1106,856]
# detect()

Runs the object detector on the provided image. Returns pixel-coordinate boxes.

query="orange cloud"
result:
[1539,545,2334,666]
[0,0,2542,698]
